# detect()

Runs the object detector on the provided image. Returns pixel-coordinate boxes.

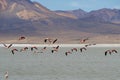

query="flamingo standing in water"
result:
[4,71,8,80]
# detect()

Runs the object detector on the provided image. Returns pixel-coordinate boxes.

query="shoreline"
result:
[0,44,120,47]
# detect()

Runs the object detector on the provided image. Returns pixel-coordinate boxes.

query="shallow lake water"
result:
[0,44,120,80]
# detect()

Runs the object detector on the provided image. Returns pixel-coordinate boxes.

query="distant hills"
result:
[55,9,87,19]
[56,8,120,23]
[0,0,120,43]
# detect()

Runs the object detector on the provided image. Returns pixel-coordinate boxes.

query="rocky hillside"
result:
[56,8,120,23]
[0,0,120,39]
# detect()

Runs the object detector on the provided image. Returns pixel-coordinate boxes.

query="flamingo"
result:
[84,43,96,47]
[105,50,111,56]
[53,39,58,44]
[48,39,52,44]
[65,51,71,56]
[40,47,47,53]
[31,46,38,51]
[53,45,59,49]
[44,38,48,43]
[42,47,47,50]
[80,47,87,52]
[11,49,18,55]
[80,38,89,43]
[51,49,58,53]
[18,36,26,40]
[20,47,28,52]
[44,38,52,43]
[84,44,89,47]
[111,49,118,53]
[3,44,13,48]
[104,49,118,56]
[71,48,77,52]
[4,71,8,80]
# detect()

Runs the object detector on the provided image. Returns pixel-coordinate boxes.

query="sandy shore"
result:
[0,44,120,47]
[0,34,120,44]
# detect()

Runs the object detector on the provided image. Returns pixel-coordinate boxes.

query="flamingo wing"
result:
[65,52,68,56]
[105,51,108,56]
[3,43,7,47]
[44,39,47,43]
[112,50,118,53]
[11,49,18,55]
[8,44,13,48]
[53,39,57,44]
[56,46,59,49]
[31,47,33,51]
[51,50,54,53]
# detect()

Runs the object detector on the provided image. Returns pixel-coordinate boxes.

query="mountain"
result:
[56,8,120,23]
[0,0,53,19]
[81,8,120,23]
[0,0,76,36]
[0,0,120,43]
[55,9,87,19]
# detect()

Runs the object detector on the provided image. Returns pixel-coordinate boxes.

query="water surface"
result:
[0,45,120,80]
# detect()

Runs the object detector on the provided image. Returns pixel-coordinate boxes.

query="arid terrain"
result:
[0,0,120,43]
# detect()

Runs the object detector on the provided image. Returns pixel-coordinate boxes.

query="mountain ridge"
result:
[0,0,120,43]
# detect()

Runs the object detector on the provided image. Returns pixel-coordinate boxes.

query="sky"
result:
[31,0,120,12]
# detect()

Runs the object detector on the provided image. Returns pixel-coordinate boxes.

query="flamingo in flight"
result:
[52,45,60,53]
[40,47,47,53]
[11,49,18,55]
[111,49,118,53]
[71,48,77,52]
[53,39,58,44]
[31,46,38,51]
[51,49,58,53]
[44,38,48,43]
[18,36,26,40]
[80,47,87,52]
[65,51,71,56]
[80,38,89,43]
[20,47,28,52]
[84,43,96,47]
[44,38,58,44]
[41,47,47,50]
[53,45,59,49]
[105,49,118,56]
[44,38,52,43]
[3,44,13,48]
